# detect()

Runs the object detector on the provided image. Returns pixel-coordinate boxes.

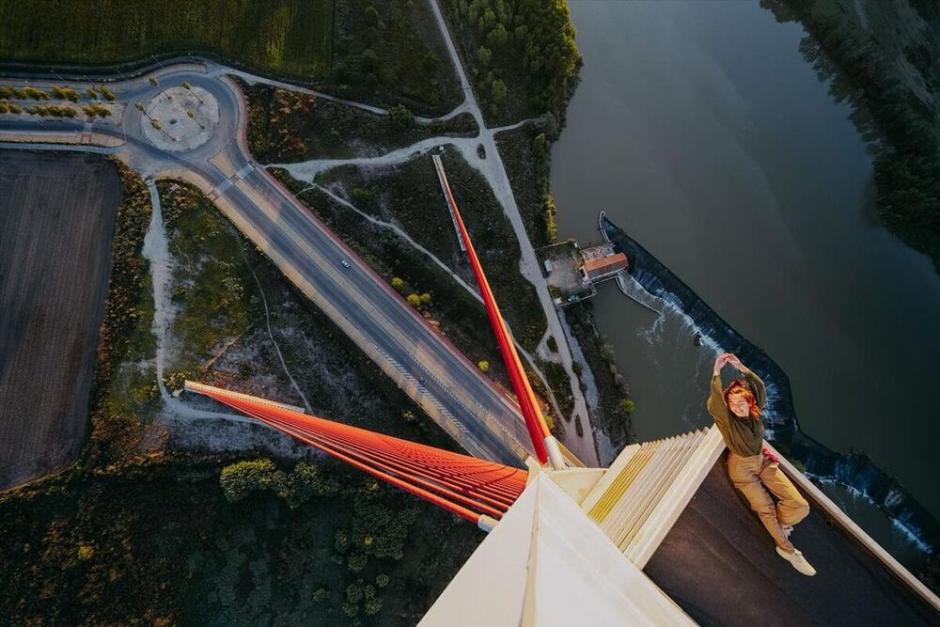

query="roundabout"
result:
[140,85,219,152]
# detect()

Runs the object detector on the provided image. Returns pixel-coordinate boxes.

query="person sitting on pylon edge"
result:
[707,352,816,576]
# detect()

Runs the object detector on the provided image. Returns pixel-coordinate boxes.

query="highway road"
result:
[0,63,538,466]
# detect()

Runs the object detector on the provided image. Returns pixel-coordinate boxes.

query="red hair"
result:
[724,379,761,419]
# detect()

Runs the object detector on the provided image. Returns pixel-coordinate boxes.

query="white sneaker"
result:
[776,546,816,576]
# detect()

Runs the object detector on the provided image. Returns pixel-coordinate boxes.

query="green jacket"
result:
[707,370,767,457]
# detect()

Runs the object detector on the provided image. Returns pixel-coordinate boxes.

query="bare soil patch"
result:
[0,151,121,489]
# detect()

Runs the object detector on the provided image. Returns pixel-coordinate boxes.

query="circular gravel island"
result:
[141,86,219,152]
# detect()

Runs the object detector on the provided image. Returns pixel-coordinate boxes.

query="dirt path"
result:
[270,0,601,464]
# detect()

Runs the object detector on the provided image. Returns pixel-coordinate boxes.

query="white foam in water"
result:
[807,473,932,553]
[629,273,931,554]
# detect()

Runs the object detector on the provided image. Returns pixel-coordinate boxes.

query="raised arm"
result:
[727,354,766,409]
[707,354,733,426]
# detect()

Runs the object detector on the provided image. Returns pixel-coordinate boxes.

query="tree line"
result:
[763,0,940,271]
[446,0,580,120]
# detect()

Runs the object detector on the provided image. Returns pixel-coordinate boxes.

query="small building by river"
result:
[538,240,629,306]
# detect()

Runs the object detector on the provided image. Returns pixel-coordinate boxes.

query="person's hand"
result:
[713,353,734,375]
[727,354,749,373]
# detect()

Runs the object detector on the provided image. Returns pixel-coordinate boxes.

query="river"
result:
[551,0,940,566]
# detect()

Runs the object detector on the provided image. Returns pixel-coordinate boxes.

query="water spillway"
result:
[601,214,939,581]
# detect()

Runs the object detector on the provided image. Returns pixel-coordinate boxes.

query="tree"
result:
[477,360,489,372]
[406,293,422,307]
[219,458,279,503]
[388,104,414,129]
[391,277,405,291]
[532,132,549,158]
[619,398,636,415]
[419,292,432,304]
[546,335,558,352]
[364,4,380,26]
[490,79,507,103]
[477,46,492,66]
[348,553,367,572]
[364,597,384,615]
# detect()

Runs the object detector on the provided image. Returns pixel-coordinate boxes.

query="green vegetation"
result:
[51,85,81,102]
[565,302,636,451]
[441,0,581,123]
[328,0,462,113]
[0,175,482,623]
[10,104,76,117]
[0,0,464,112]
[158,182,259,387]
[82,104,111,118]
[316,150,547,352]
[539,359,574,423]
[0,456,480,624]
[83,161,156,466]
[497,126,559,249]
[275,154,575,429]
[272,166,509,387]
[0,0,333,79]
[220,458,339,508]
[241,81,475,163]
[763,0,940,272]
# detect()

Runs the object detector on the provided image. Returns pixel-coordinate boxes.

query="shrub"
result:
[346,582,364,604]
[388,103,414,129]
[348,553,367,573]
[477,360,489,372]
[219,458,280,503]
[364,597,383,615]
[619,398,636,415]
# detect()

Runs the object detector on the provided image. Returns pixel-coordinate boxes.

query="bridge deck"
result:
[644,456,938,626]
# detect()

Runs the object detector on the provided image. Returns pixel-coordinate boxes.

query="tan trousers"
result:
[727,452,809,552]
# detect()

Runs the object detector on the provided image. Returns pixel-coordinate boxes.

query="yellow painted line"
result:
[589,442,657,523]
[600,442,662,524]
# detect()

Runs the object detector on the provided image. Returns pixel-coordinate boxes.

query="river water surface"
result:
[551,0,940,563]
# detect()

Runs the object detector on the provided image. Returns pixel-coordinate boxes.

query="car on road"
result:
[341,259,351,269]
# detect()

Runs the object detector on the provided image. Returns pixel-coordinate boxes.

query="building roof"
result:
[582,252,628,277]
[420,472,694,626]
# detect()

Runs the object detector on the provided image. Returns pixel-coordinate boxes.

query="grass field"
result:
[0,0,464,112]
[242,81,475,163]
[0,0,333,79]
[0,151,122,489]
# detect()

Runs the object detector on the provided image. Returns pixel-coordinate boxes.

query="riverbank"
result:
[549,0,940,589]
[765,0,940,273]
